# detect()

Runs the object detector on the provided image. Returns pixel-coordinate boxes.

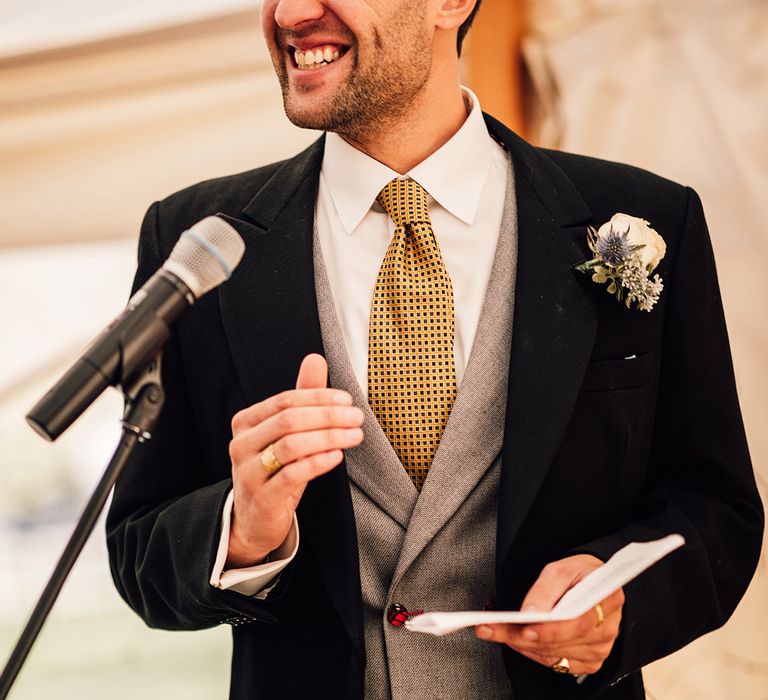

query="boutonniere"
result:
[575,213,666,312]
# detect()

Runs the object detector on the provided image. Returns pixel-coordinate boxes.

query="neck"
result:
[340,72,469,174]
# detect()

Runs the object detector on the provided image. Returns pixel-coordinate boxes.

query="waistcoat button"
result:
[386,603,409,627]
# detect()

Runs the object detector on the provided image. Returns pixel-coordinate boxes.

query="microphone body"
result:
[27,270,192,441]
[26,215,245,442]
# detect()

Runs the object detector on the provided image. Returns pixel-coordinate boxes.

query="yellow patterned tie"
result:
[368,178,457,490]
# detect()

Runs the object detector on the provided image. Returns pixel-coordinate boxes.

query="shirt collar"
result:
[321,87,495,235]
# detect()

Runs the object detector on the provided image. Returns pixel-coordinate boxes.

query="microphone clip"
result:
[120,351,165,443]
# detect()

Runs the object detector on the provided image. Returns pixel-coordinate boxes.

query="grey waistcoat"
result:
[313,162,518,700]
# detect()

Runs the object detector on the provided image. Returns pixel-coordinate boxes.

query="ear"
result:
[434,0,478,31]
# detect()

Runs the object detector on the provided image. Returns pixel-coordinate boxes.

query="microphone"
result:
[26,216,245,442]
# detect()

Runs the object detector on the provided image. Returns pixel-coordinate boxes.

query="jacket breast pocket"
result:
[579,351,654,392]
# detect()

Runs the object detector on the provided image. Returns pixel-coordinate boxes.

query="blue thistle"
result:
[595,226,634,265]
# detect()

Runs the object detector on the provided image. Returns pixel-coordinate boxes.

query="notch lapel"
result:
[482,116,599,575]
[219,140,325,402]
[313,231,419,529]
[218,136,364,657]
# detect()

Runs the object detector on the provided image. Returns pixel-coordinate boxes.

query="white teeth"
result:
[293,47,344,70]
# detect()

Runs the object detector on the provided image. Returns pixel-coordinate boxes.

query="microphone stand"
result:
[0,355,166,700]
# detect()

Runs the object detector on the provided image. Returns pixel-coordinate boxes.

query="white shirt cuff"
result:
[209,490,299,599]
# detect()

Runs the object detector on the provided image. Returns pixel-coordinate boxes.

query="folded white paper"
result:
[405,534,685,636]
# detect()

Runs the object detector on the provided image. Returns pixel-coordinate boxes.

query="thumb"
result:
[520,561,582,613]
[520,555,602,612]
[296,353,328,390]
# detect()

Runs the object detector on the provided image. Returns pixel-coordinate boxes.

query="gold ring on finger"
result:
[594,603,605,628]
[551,657,570,674]
[260,443,282,475]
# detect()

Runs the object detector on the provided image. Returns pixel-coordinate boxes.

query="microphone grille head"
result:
[163,216,245,298]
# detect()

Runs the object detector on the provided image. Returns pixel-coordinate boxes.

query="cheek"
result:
[323,0,375,39]
[325,0,364,22]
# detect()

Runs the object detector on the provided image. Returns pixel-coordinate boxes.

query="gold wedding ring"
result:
[594,603,605,628]
[552,657,571,674]
[260,443,282,475]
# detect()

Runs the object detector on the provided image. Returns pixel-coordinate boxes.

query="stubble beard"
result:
[272,25,433,143]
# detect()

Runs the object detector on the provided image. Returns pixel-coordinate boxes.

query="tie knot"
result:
[376,178,430,228]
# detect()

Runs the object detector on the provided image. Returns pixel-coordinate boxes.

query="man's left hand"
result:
[475,554,624,676]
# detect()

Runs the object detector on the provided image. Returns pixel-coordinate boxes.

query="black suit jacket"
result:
[107,115,763,699]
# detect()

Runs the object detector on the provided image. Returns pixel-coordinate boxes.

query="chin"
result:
[282,93,338,132]
[283,103,325,131]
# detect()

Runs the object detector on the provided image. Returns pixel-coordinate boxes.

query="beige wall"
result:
[0,8,316,248]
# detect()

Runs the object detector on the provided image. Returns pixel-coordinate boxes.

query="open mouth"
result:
[290,44,350,71]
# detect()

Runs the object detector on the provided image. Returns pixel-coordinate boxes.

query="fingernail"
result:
[476,625,493,640]
[523,628,538,641]
[333,392,352,405]
[522,604,539,612]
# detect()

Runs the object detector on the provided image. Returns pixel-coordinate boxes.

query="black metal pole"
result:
[0,371,164,699]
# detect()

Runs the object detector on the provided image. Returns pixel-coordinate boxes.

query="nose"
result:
[273,0,326,30]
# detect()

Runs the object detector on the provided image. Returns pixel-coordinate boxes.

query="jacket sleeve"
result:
[574,186,764,692]
[105,202,290,631]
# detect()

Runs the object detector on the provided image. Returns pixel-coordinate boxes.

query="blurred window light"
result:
[0,0,261,58]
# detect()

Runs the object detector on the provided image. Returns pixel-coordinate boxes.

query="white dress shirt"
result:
[211,88,509,596]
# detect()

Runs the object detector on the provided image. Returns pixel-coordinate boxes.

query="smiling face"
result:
[261,0,435,141]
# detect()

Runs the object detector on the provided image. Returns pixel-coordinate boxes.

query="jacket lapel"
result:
[313,230,419,529]
[218,136,364,658]
[219,138,326,401]
[482,116,598,575]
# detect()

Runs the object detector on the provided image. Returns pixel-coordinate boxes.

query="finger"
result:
[509,634,617,662]
[486,609,621,652]
[232,405,364,458]
[477,624,616,669]
[598,588,626,616]
[519,590,623,647]
[513,648,606,676]
[296,353,328,390]
[272,427,364,467]
[520,559,592,614]
[236,428,362,488]
[477,623,612,671]
[266,449,345,492]
[232,388,353,433]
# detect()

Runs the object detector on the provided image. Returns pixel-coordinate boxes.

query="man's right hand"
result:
[226,353,363,568]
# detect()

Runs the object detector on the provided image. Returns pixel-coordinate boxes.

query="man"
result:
[106,0,763,698]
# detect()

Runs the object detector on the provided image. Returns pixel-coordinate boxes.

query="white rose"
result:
[597,213,666,272]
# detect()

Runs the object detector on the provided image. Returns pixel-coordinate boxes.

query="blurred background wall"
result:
[467,1,768,698]
[1,0,765,697]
